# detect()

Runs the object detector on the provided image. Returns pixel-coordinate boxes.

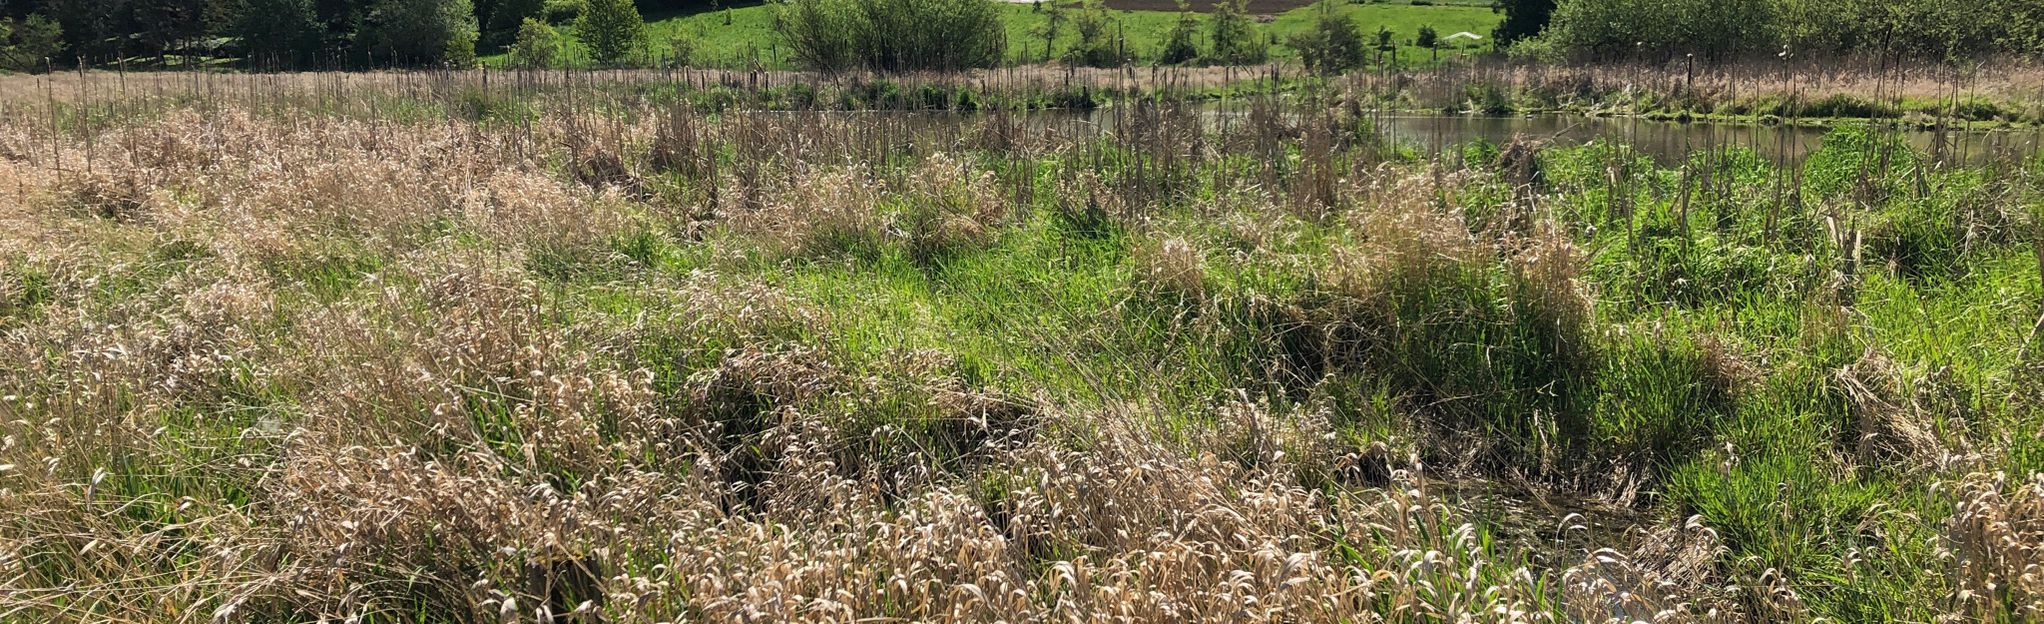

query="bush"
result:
[578,0,644,67]
[1288,2,1366,74]
[666,32,700,68]
[1063,0,1127,68]
[777,0,1006,73]
[508,18,560,69]
[482,0,544,50]
[1158,2,1201,65]
[1206,0,1267,64]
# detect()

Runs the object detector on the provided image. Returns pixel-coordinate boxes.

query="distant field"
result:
[488,0,1502,68]
[1096,0,1320,12]
[1098,0,1493,11]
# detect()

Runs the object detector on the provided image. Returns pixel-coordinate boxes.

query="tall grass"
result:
[0,69,2040,623]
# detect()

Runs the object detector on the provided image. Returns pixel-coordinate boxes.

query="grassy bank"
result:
[484,0,1501,68]
[2,77,2043,622]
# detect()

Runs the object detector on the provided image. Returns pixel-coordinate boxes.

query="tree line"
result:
[4,0,2042,74]
[1496,0,2044,61]
[0,0,708,70]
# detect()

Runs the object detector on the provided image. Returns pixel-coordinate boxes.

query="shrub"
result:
[776,0,1007,73]
[508,18,561,69]
[578,0,645,67]
[482,0,544,50]
[445,23,479,67]
[1063,0,1127,68]
[1491,0,1556,48]
[1206,0,1267,64]
[1158,1,1201,65]
[1415,24,1438,49]
[1288,2,1367,75]
[667,31,701,68]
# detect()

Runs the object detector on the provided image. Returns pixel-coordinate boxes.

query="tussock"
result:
[1944,472,2044,618]
[1837,349,1954,469]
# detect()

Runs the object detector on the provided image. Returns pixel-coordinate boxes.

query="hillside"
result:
[491,0,1502,68]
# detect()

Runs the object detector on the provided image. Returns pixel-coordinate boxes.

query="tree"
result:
[232,0,321,68]
[507,15,556,67]
[131,0,210,62]
[2007,0,2044,56]
[777,0,1005,72]
[0,13,62,71]
[1158,0,1199,65]
[1372,25,1393,64]
[1063,0,1121,67]
[1416,24,1438,61]
[444,17,477,66]
[1028,0,1065,62]
[1288,1,1363,74]
[578,0,643,66]
[482,0,541,51]
[778,0,852,71]
[1206,0,1263,64]
[40,0,129,60]
[1490,0,1554,49]
[356,0,478,66]
[1541,0,1778,60]
[312,0,370,54]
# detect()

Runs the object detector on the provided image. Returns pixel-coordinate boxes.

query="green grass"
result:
[483,0,1502,68]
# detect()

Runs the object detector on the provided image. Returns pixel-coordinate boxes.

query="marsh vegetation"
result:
[1,66,2042,622]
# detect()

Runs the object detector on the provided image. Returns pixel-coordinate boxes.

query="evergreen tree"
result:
[232,0,320,68]
[1158,0,1199,65]
[578,0,643,66]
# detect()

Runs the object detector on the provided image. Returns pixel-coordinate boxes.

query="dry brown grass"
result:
[1944,472,2044,618]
